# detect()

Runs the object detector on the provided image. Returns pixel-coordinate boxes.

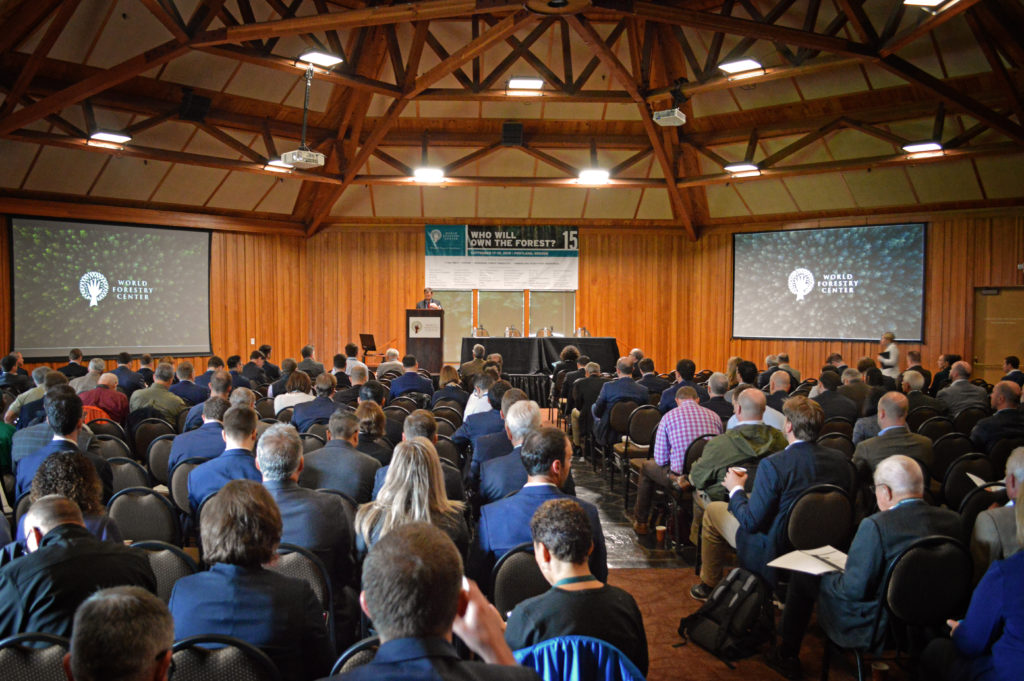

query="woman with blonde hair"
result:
[725,356,743,389]
[355,436,468,559]
[878,332,899,380]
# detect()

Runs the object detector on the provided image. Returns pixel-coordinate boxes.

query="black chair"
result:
[382,405,410,428]
[300,432,326,454]
[916,415,955,442]
[435,417,457,438]
[93,433,132,460]
[330,636,379,675]
[942,453,995,511]
[255,396,276,420]
[989,437,1024,480]
[491,542,549,618]
[932,432,977,485]
[820,536,972,681]
[146,433,176,486]
[817,432,855,459]
[169,457,209,515]
[614,405,661,511]
[14,493,32,526]
[601,400,640,483]
[391,396,420,413]
[433,399,463,414]
[276,407,294,424]
[176,409,191,433]
[267,543,335,650]
[786,484,855,551]
[820,417,854,438]
[435,436,461,469]
[954,406,989,435]
[306,421,329,440]
[958,481,1009,544]
[108,456,150,493]
[131,417,175,460]
[907,406,940,433]
[107,487,182,545]
[86,417,127,441]
[0,632,69,681]
[129,540,200,603]
[171,635,282,681]
[683,434,718,475]
[433,406,462,427]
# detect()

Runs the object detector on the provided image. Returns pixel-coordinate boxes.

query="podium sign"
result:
[406,310,444,373]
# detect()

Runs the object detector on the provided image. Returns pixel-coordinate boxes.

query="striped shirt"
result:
[653,399,724,473]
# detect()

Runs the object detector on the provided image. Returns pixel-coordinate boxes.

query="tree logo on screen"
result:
[79,272,109,307]
[787,268,815,301]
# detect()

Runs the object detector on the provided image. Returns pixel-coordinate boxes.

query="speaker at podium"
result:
[406,309,443,374]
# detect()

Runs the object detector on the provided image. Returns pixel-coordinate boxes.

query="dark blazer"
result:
[333,385,362,406]
[16,439,112,503]
[187,448,260,513]
[451,409,504,455]
[298,440,381,504]
[906,389,947,415]
[168,421,225,473]
[194,369,216,390]
[389,372,434,398]
[112,366,146,398]
[479,446,524,504]
[330,370,353,388]
[813,390,860,423]
[474,484,607,585]
[838,380,872,416]
[729,441,856,586]
[852,426,934,479]
[269,371,292,397]
[592,377,649,445]
[292,396,339,434]
[373,460,464,502]
[228,370,252,389]
[263,361,282,382]
[415,298,442,309]
[11,423,97,468]
[900,365,932,391]
[169,563,333,681]
[766,390,790,414]
[138,367,155,386]
[817,499,962,649]
[572,376,607,432]
[468,429,513,487]
[56,362,88,379]
[970,409,1024,454]
[356,434,392,467]
[241,362,268,385]
[328,636,540,681]
[937,380,990,417]
[15,398,46,430]
[431,385,470,409]
[183,401,207,432]
[1002,369,1024,387]
[560,368,586,406]
[0,524,155,639]
[169,380,209,406]
[701,396,734,425]
[0,372,31,394]
[297,359,325,379]
[930,368,952,396]
[657,379,709,414]
[637,373,671,396]
[757,366,781,389]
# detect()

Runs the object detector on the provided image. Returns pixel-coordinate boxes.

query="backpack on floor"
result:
[677,567,774,666]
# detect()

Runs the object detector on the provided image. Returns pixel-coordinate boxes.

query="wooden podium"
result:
[406,309,444,374]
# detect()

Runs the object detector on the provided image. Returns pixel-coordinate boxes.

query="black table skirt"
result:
[459,337,619,375]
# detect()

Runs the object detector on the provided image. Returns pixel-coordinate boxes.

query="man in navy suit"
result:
[467,388,527,488]
[478,399,541,504]
[373,410,464,502]
[242,350,269,385]
[658,358,710,414]
[169,361,210,406]
[693,396,855,599]
[635,358,670,396]
[225,355,253,389]
[592,357,649,446]
[969,381,1024,454]
[389,356,434,399]
[257,422,358,648]
[812,370,859,422]
[472,427,607,587]
[183,371,231,432]
[259,344,281,382]
[1001,355,1024,387]
[451,381,512,458]
[292,373,339,433]
[168,397,229,474]
[186,405,260,513]
[15,386,112,502]
[193,356,225,391]
[111,353,146,398]
[56,348,88,379]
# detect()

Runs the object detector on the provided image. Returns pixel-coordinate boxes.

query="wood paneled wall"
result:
[3,214,1023,381]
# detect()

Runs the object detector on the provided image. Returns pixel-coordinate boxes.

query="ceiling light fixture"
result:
[89,130,132,145]
[719,58,765,80]
[902,141,943,153]
[508,77,544,90]
[724,163,759,173]
[413,167,445,183]
[265,159,294,172]
[297,50,343,68]
[578,168,610,185]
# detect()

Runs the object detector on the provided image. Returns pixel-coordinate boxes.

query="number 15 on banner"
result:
[563,230,578,250]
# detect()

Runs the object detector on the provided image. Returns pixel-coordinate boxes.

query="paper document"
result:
[966,472,987,488]
[768,546,848,575]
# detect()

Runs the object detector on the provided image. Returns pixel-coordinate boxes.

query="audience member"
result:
[900,350,931,391]
[902,369,946,415]
[373,410,464,502]
[57,348,88,379]
[505,499,648,674]
[724,360,759,404]
[168,396,229,473]
[635,358,670,396]
[169,361,209,405]
[766,370,791,413]
[459,343,487,384]
[354,401,393,466]
[242,350,269,384]
[194,355,224,390]
[777,353,801,384]
[560,354,589,411]
[469,388,528,487]
[464,371,496,418]
[757,354,780,389]
[4,365,48,424]
[0,354,31,394]
[260,344,281,381]
[812,370,858,423]
[78,372,129,425]
[452,380,511,456]
[128,362,186,423]
[343,342,366,377]
[112,353,146,398]
[292,373,338,433]
[225,355,253,388]
[183,370,231,431]
[701,372,734,425]
[358,380,402,444]
[300,409,380,503]
[552,345,581,379]
[297,344,325,379]
[658,359,709,414]
[837,367,871,416]
[938,361,988,416]
[390,355,434,399]
[376,348,404,377]
[432,365,470,409]
[137,355,155,386]
[970,381,1024,454]
[274,370,314,415]
[170,480,332,681]
[851,388,884,445]
[479,400,543,504]
[853,392,933,480]
[334,364,368,405]
[726,382,786,432]
[1002,355,1024,387]
[186,406,260,513]
[570,362,605,448]
[17,370,69,429]
[970,447,1023,579]
[592,357,649,446]
[931,353,960,396]
[268,357,297,398]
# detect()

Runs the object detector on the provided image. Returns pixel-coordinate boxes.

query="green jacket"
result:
[688,423,788,501]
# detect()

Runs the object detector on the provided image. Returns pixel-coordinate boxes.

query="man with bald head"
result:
[766,370,791,413]
[852,392,933,479]
[79,372,129,426]
[969,381,1024,454]
[0,495,155,639]
[769,456,962,677]
[937,360,989,417]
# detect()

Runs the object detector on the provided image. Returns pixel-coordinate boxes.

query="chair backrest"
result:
[786,484,855,550]
[0,632,69,681]
[907,406,940,433]
[917,416,955,443]
[176,409,190,433]
[434,399,463,414]
[942,453,995,511]
[958,482,1009,542]
[819,417,854,438]
[129,540,200,603]
[513,635,646,681]
[883,536,972,630]
[255,396,276,420]
[132,417,175,459]
[433,406,462,426]
[435,417,456,437]
[816,432,854,459]
[170,458,209,514]
[954,406,990,435]
[608,401,640,437]
[491,542,550,618]
[626,405,661,447]
[107,487,182,545]
[93,433,132,461]
[171,635,282,681]
[300,432,325,454]
[306,421,328,440]
[86,417,127,441]
[108,457,151,494]
[434,436,461,468]
[330,636,380,676]
[276,407,294,424]
[683,434,718,475]
[267,544,334,644]
[391,396,420,412]
[146,434,176,485]
[989,437,1024,481]
[14,493,32,525]
[933,432,978,483]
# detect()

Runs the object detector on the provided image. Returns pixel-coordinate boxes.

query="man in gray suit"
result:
[852,392,933,479]
[837,367,871,416]
[937,360,989,417]
[970,446,1023,581]
[902,370,946,415]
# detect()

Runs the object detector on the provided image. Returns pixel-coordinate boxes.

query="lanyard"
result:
[553,575,599,587]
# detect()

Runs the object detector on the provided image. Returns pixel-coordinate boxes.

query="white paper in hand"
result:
[768,546,848,575]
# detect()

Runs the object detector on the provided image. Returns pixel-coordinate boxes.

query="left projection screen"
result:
[11,217,212,359]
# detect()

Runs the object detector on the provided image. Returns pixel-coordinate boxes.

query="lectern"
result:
[406,309,444,374]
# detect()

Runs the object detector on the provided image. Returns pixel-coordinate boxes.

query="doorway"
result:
[973,288,1024,384]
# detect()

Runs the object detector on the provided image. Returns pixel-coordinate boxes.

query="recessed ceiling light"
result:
[718,59,764,79]
[413,167,445,183]
[578,168,610,185]
[903,0,946,6]
[724,163,759,174]
[508,77,544,90]
[298,51,343,68]
[89,130,132,144]
[901,141,943,153]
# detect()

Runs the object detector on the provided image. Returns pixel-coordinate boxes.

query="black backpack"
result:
[677,568,775,666]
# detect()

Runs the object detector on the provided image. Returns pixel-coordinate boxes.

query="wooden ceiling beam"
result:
[964,9,1024,123]
[353,174,663,187]
[0,87,87,137]
[757,117,844,168]
[834,0,878,46]
[732,0,799,66]
[443,142,502,173]
[609,147,653,175]
[880,0,983,58]
[186,0,228,37]
[518,145,580,177]
[479,18,554,90]
[481,14,566,92]
[139,0,191,43]
[572,21,626,91]
[312,0,348,61]
[194,121,268,163]
[0,0,64,56]
[125,111,177,135]
[424,30,475,91]
[0,0,78,119]
[371,148,413,175]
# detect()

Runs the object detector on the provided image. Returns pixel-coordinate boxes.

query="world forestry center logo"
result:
[787,268,815,301]
[80,272,109,307]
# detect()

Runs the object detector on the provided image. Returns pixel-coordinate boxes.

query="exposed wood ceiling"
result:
[0,0,1022,238]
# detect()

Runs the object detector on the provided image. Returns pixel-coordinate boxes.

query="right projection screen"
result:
[732,223,926,342]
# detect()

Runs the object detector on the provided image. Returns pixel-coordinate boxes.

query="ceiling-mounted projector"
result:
[281,148,325,168]
[653,108,687,126]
